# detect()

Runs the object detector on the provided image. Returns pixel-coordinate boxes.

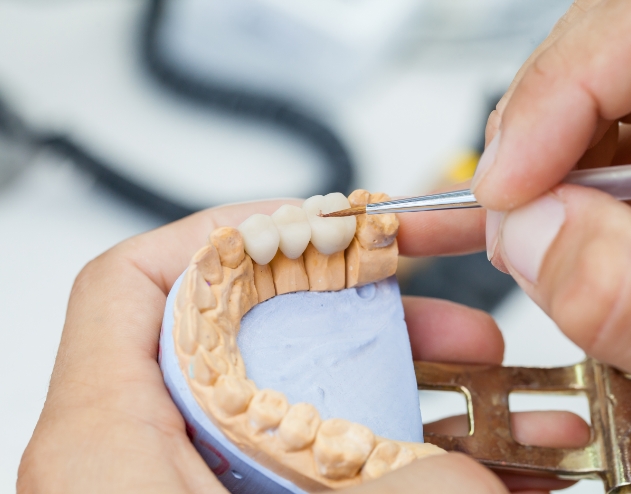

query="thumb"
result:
[489,184,631,373]
[343,453,508,494]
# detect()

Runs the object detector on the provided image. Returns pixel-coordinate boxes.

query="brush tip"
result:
[318,206,366,218]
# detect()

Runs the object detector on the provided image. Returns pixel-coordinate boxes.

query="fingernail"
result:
[501,194,566,284]
[472,131,501,191]
[486,210,503,261]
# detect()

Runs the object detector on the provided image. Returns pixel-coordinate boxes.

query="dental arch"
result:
[173,190,445,491]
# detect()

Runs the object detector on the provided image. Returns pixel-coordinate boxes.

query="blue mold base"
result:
[160,271,423,493]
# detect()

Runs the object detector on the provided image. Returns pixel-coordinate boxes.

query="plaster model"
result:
[161,190,445,492]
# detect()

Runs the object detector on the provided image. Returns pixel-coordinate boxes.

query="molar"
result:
[313,418,375,480]
[271,205,311,259]
[210,227,245,268]
[278,403,321,451]
[362,441,416,480]
[348,190,399,250]
[214,375,255,416]
[302,193,356,255]
[238,214,280,266]
[192,348,228,386]
[247,389,290,433]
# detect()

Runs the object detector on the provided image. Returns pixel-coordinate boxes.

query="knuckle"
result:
[70,247,124,300]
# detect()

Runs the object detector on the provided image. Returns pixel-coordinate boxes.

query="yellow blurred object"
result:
[445,150,480,184]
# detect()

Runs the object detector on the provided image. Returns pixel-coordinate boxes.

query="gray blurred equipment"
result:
[0,98,34,190]
[147,0,426,115]
[148,0,574,108]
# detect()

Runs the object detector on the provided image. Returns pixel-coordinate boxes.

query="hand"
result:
[17,200,588,494]
[470,0,631,374]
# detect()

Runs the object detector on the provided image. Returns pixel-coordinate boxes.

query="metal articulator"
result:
[415,358,631,494]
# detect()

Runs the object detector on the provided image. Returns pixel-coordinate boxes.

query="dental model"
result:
[160,191,445,493]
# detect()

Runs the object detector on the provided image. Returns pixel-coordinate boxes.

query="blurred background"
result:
[0,0,600,492]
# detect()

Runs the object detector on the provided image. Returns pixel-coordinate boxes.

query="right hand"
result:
[471,0,631,374]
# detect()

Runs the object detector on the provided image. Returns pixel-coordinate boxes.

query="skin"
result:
[19,0,631,491]
[475,0,631,375]
[17,199,588,494]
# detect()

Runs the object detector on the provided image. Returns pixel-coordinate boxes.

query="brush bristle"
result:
[318,206,366,218]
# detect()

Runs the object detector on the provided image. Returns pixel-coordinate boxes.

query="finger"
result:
[343,453,508,494]
[424,411,589,448]
[397,180,487,257]
[612,123,631,165]
[55,199,298,392]
[491,184,631,373]
[575,120,619,169]
[425,411,589,492]
[30,200,301,493]
[473,0,631,210]
[487,210,510,273]
[117,199,301,295]
[402,296,504,364]
[498,475,568,494]
[486,0,604,147]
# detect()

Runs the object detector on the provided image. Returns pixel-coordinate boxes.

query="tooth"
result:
[214,375,255,416]
[271,205,311,259]
[247,389,290,432]
[237,214,280,266]
[302,193,356,255]
[348,190,399,250]
[362,441,416,480]
[202,310,233,336]
[192,244,223,285]
[313,418,375,480]
[177,304,198,355]
[196,313,220,352]
[178,303,219,354]
[176,266,216,312]
[191,348,228,386]
[210,227,245,269]
[228,257,259,317]
[278,403,321,451]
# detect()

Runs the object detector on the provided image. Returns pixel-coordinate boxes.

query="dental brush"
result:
[321,164,631,217]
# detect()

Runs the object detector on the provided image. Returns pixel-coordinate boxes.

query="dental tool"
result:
[321,164,631,217]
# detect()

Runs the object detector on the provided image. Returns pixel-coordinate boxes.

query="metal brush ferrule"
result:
[366,189,480,214]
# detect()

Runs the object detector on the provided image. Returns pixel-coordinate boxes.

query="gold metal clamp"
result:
[415,358,631,494]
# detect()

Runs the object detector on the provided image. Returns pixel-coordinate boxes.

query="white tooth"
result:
[302,193,356,255]
[271,205,311,259]
[238,214,280,265]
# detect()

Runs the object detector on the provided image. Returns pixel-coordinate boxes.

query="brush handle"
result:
[564,164,631,200]
[366,164,631,214]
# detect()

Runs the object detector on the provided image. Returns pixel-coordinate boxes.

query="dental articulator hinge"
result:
[415,358,631,494]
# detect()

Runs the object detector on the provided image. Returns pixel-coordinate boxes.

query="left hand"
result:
[17,200,588,494]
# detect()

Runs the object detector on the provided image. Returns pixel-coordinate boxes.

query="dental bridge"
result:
[165,190,631,493]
